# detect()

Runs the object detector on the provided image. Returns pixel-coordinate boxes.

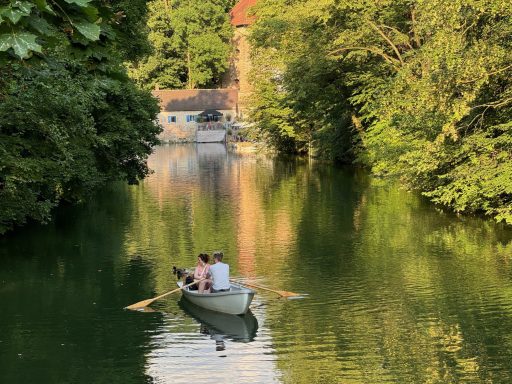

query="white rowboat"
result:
[177,281,255,315]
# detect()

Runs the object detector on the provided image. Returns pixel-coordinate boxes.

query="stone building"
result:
[152,1,257,142]
[153,89,238,142]
[226,0,258,116]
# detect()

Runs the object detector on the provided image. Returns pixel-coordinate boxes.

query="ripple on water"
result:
[2,144,512,384]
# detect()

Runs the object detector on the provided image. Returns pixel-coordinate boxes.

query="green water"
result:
[1,144,512,384]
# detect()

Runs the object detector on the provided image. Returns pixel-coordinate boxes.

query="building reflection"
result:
[125,145,512,383]
[136,145,302,286]
[230,157,303,278]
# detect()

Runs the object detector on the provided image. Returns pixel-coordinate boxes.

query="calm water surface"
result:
[1,144,512,384]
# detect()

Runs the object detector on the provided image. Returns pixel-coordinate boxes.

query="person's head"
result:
[198,253,209,264]
[213,252,224,263]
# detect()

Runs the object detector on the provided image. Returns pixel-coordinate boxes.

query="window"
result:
[167,115,177,123]
[186,115,197,123]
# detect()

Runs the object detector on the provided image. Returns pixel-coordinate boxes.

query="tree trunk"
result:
[187,47,193,89]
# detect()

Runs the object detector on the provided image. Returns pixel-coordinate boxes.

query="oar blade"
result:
[125,298,155,310]
[277,290,302,298]
[124,279,203,311]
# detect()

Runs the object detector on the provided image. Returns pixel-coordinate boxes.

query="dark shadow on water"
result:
[178,298,258,349]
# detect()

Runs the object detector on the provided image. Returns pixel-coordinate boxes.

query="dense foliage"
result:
[0,0,161,234]
[128,0,235,90]
[249,0,512,224]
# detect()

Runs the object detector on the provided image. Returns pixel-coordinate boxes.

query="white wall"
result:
[157,109,237,142]
[158,109,237,126]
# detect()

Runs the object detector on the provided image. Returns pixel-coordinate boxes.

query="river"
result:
[1,144,512,383]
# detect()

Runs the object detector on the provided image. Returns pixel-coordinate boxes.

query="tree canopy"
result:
[248,0,512,224]
[0,0,161,234]
[129,0,235,90]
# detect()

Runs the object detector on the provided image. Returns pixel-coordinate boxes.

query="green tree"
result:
[129,0,233,90]
[329,0,512,223]
[0,0,161,234]
[248,0,512,224]
[248,0,354,159]
[0,0,112,61]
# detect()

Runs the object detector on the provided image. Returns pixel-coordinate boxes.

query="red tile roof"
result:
[152,89,239,112]
[230,0,258,27]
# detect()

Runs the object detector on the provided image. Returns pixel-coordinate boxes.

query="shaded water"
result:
[1,144,512,383]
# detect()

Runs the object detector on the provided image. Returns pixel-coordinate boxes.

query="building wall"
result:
[157,109,237,142]
[222,26,253,118]
[233,26,253,116]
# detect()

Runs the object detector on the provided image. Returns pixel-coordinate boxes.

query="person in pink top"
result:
[194,253,211,293]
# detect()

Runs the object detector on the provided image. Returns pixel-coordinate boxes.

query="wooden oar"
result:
[230,279,301,298]
[125,279,205,310]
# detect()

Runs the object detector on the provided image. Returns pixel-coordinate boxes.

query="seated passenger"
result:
[208,252,230,293]
[194,253,211,293]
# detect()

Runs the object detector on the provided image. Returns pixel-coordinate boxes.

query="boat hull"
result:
[177,281,255,315]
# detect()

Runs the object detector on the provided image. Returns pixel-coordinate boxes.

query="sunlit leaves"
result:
[63,0,92,6]
[128,0,233,90]
[0,0,107,59]
[1,7,30,24]
[249,0,512,223]
[248,0,354,157]
[0,32,41,58]
[73,21,100,40]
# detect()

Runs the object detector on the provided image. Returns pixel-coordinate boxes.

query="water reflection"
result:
[1,144,512,384]
[146,299,277,383]
[131,145,512,383]
[179,298,259,349]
